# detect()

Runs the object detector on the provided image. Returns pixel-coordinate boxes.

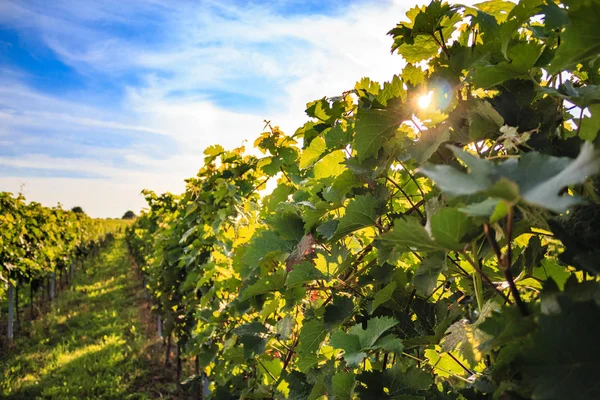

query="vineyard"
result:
[0,192,128,340]
[3,0,600,399]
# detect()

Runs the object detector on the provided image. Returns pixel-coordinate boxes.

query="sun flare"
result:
[417,91,434,110]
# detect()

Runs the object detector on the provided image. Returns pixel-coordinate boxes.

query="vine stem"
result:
[557,49,565,137]
[402,352,471,383]
[438,28,449,57]
[460,250,512,304]
[342,243,373,280]
[344,258,377,284]
[504,207,529,316]
[446,352,474,376]
[256,358,277,382]
[410,115,425,136]
[279,167,294,186]
[275,316,301,388]
[483,212,528,316]
[244,177,270,199]
[432,29,451,58]
[274,338,291,352]
[472,271,484,313]
[447,254,470,277]
[576,107,585,137]
[424,281,446,301]
[385,176,425,219]
[335,277,365,298]
[397,160,426,200]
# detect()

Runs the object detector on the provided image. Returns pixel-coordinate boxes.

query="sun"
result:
[417,90,434,110]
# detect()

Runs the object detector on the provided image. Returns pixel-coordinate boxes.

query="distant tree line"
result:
[70,206,136,220]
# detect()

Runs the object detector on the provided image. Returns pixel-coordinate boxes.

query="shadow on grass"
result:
[0,238,178,400]
[5,339,138,399]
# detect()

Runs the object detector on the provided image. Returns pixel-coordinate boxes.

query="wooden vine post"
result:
[7,281,15,341]
[50,272,56,301]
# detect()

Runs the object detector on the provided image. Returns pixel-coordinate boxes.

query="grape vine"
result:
[1,192,124,342]
[127,1,600,398]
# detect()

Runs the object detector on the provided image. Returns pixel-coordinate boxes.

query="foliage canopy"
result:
[127,1,600,398]
[1,193,123,299]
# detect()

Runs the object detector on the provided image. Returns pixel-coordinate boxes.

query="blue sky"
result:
[0,0,415,217]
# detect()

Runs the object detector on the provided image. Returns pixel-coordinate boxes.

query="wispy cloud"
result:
[0,0,423,217]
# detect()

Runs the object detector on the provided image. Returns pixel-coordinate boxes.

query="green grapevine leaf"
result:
[373,334,404,355]
[284,371,312,400]
[376,217,441,254]
[331,194,385,242]
[371,281,397,313]
[238,335,267,360]
[324,295,354,328]
[331,316,400,367]
[470,42,543,88]
[314,151,346,179]
[332,372,356,400]
[408,127,451,164]
[498,0,543,59]
[243,231,294,270]
[239,270,286,301]
[324,125,347,150]
[356,364,433,399]
[286,261,325,287]
[537,81,600,108]
[329,332,366,367]
[520,299,600,400]
[299,137,327,169]
[549,2,600,73]
[429,208,478,250]
[420,143,600,212]
[296,319,328,372]
[349,316,399,349]
[275,315,294,340]
[579,104,600,141]
[468,100,504,141]
[354,108,404,162]
[402,63,426,86]
[413,253,446,296]
[377,75,406,107]
[233,322,269,337]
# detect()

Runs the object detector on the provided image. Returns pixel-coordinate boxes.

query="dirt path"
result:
[0,237,178,399]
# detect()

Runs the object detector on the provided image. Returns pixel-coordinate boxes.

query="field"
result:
[1,237,179,399]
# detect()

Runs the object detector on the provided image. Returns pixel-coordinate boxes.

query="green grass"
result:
[0,237,177,399]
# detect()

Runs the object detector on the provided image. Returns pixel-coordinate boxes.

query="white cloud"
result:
[1,109,165,135]
[0,0,431,218]
[121,0,409,146]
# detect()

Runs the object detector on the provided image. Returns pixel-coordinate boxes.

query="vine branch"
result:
[483,210,528,316]
[460,250,512,304]
[385,176,425,220]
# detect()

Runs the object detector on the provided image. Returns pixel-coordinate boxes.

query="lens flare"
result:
[418,91,434,110]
